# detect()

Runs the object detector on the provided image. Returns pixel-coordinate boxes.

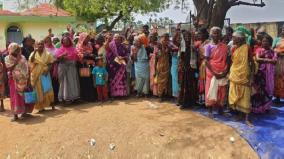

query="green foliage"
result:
[59,0,170,29]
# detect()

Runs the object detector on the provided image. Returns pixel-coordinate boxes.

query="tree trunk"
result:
[192,0,265,29]
[209,0,231,28]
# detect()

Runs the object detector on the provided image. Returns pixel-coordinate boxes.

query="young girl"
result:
[92,57,108,103]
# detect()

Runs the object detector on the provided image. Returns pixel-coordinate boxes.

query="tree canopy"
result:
[57,0,170,30]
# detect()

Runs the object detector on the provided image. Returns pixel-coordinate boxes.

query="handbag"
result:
[80,67,91,77]
[24,89,37,104]
[41,74,52,93]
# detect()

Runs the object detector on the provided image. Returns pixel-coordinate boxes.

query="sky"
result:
[135,0,284,24]
[1,0,283,24]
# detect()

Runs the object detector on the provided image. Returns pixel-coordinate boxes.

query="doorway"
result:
[7,26,23,44]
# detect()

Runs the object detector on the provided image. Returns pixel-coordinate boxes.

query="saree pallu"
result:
[29,51,54,110]
[205,43,228,107]
[229,44,251,114]
[58,61,80,101]
[274,54,284,98]
[171,53,179,97]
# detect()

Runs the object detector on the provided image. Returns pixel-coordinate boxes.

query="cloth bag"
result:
[41,74,52,93]
[24,89,37,104]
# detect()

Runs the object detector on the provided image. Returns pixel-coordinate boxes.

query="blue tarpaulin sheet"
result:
[194,105,284,159]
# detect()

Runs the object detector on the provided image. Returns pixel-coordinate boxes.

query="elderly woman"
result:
[5,43,32,121]
[156,33,171,102]
[273,25,284,103]
[131,37,150,97]
[76,32,96,102]
[56,36,80,103]
[204,27,229,117]
[29,40,55,112]
[229,31,253,127]
[106,34,128,98]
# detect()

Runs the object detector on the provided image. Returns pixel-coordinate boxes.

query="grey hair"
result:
[210,26,222,35]
[233,31,245,38]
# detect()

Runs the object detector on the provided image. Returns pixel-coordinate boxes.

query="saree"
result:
[56,43,80,102]
[156,45,171,97]
[5,54,32,114]
[229,44,251,114]
[0,63,5,99]
[76,33,96,102]
[274,38,284,98]
[196,40,209,104]
[251,48,276,113]
[132,45,150,94]
[178,47,198,107]
[149,44,158,96]
[29,50,54,110]
[106,41,128,97]
[205,43,228,107]
[45,44,59,103]
[171,52,179,97]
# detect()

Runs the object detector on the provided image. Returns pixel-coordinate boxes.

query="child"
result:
[92,56,108,103]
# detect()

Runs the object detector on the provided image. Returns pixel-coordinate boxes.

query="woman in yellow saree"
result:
[229,31,253,127]
[29,40,55,112]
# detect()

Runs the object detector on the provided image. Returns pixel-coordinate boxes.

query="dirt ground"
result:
[0,98,258,159]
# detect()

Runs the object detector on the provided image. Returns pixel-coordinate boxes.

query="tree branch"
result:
[231,0,265,7]
[107,7,133,31]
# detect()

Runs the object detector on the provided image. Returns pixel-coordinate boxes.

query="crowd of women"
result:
[0,24,283,126]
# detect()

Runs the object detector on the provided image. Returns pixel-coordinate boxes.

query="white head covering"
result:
[210,26,222,35]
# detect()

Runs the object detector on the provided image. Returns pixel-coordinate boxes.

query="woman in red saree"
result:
[205,27,229,118]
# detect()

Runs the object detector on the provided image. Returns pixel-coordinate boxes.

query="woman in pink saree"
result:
[5,43,32,121]
[106,34,128,97]
[205,27,229,118]
[148,33,159,96]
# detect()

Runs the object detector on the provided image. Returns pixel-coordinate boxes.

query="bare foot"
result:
[245,120,254,128]
[208,113,214,119]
